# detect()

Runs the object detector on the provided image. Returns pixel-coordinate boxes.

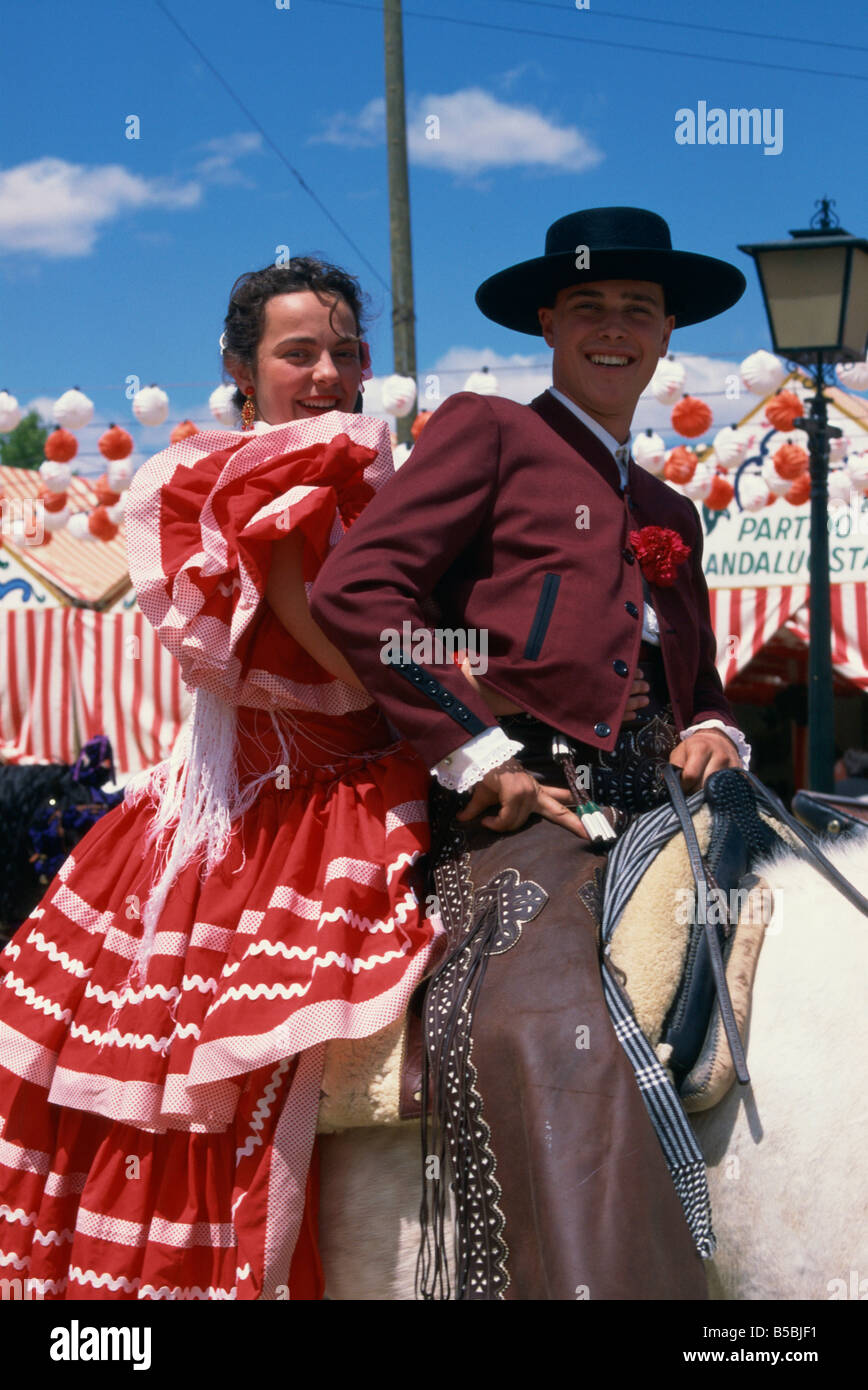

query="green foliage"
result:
[0,411,48,470]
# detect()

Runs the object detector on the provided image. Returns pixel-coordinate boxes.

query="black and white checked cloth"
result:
[600,789,716,1258]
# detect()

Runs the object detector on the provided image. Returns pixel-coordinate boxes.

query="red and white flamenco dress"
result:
[0,413,444,1300]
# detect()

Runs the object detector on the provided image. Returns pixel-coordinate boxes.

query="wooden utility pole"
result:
[383,0,417,443]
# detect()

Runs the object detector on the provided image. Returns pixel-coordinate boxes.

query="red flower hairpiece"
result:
[628,525,691,587]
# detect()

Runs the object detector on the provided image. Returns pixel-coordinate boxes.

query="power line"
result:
[151,0,392,292]
[314,0,868,84]
[501,0,868,57]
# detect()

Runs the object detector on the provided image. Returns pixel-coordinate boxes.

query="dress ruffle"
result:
[125,414,395,713]
[0,415,444,1299]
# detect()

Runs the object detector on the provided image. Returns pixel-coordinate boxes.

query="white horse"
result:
[316,831,868,1301]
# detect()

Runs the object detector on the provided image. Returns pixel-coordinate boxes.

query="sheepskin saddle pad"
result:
[602,770,809,1113]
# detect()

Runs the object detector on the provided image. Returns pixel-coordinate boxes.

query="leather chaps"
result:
[419,767,709,1301]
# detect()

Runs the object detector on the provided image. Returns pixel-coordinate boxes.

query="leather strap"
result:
[744,771,868,920]
[663,764,750,1086]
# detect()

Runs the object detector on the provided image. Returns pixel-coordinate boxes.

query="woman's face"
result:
[231,290,363,424]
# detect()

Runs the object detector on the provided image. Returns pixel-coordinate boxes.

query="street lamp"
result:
[739,200,868,792]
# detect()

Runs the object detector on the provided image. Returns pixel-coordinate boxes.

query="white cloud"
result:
[194,132,263,185]
[414,89,602,176]
[425,345,551,406]
[23,396,57,425]
[310,98,386,150]
[311,88,603,177]
[0,158,201,258]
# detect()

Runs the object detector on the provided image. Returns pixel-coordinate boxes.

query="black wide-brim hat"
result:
[475,206,746,333]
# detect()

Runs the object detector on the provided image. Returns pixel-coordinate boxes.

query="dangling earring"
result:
[241,390,256,431]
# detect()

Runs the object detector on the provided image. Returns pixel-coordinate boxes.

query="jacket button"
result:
[594,721,611,738]
[625,601,638,618]
[613,660,629,677]
[622,549,635,564]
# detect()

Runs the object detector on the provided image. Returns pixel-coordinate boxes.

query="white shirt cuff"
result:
[432,726,525,793]
[680,720,751,770]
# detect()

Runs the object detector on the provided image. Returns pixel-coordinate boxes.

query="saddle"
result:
[316,770,868,1134]
[609,768,868,1110]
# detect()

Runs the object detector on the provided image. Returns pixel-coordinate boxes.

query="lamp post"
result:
[739,199,868,792]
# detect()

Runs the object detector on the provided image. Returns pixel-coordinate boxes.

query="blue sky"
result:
[2,0,867,474]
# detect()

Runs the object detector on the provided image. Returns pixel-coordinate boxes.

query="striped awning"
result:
[710,582,868,691]
[0,606,191,775]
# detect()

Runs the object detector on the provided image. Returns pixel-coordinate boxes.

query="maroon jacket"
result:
[310,390,738,767]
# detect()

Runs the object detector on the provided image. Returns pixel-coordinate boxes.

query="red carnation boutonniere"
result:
[628,525,691,587]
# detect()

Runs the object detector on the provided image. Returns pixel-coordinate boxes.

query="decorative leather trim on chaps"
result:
[417,790,547,1300]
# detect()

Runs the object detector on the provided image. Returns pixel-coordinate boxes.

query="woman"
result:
[0,257,445,1300]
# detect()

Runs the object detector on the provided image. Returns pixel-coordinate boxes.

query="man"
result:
[310,207,750,1299]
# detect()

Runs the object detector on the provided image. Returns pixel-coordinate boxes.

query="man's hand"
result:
[669,727,741,793]
[622,673,650,725]
[455,757,590,838]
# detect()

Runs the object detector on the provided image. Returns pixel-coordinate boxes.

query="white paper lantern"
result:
[683,462,714,501]
[633,430,666,475]
[107,496,127,525]
[209,383,239,426]
[132,385,170,427]
[761,457,793,497]
[739,472,771,511]
[0,390,22,432]
[38,459,72,492]
[392,442,412,469]
[836,358,868,392]
[67,511,96,541]
[740,350,786,396]
[43,505,71,532]
[107,457,134,491]
[650,358,686,404]
[464,368,499,395]
[381,374,417,418]
[828,470,855,504]
[711,426,747,471]
[846,451,868,488]
[736,425,764,456]
[52,388,94,430]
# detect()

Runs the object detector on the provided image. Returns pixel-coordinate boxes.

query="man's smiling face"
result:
[538,280,675,442]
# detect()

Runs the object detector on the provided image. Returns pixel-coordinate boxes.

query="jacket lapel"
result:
[529,391,624,495]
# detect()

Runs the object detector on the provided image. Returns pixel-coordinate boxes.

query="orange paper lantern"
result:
[38,484,68,513]
[671,395,713,438]
[705,474,734,510]
[785,473,811,506]
[88,506,119,542]
[663,446,698,484]
[773,443,809,480]
[764,390,803,432]
[170,419,199,443]
[410,411,432,442]
[45,427,78,463]
[98,424,134,460]
[94,473,121,506]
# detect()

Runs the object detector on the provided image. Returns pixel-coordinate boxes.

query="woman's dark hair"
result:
[221,256,371,413]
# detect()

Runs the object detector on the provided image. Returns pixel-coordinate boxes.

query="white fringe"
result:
[122,689,297,988]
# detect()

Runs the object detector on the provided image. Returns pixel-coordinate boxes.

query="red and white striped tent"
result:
[0,466,190,776]
[698,374,868,695]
